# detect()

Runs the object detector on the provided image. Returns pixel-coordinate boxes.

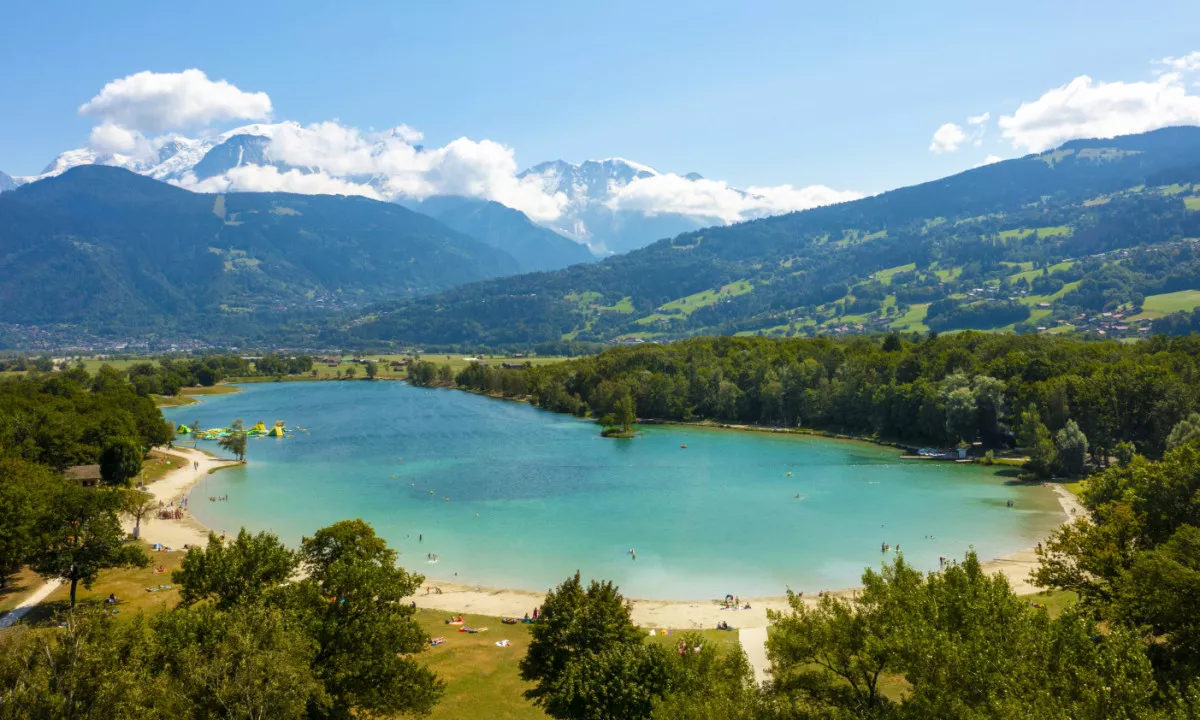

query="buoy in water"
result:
[429,490,434,495]
[787,472,792,477]
[681,444,688,449]
[445,498,450,502]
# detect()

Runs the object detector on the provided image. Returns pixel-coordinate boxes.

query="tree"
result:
[365,360,378,380]
[767,553,1162,719]
[344,365,358,379]
[217,418,248,462]
[600,393,637,437]
[520,572,645,717]
[174,529,297,609]
[291,520,441,718]
[151,602,325,719]
[1166,412,1200,450]
[0,610,172,718]
[120,489,156,540]
[32,483,149,607]
[1114,440,1137,467]
[1055,419,1088,476]
[1016,403,1057,478]
[546,643,673,720]
[0,459,53,589]
[99,437,143,487]
[943,385,977,444]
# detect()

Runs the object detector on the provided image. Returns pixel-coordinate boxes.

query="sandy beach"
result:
[142,447,1086,629]
[125,446,241,550]
[413,483,1086,628]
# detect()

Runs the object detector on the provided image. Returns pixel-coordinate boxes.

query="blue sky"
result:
[2,0,1200,198]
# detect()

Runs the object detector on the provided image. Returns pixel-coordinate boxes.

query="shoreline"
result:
[125,446,242,549]
[155,383,1086,628]
[409,483,1083,628]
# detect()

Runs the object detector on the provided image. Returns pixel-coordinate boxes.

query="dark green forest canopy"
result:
[445,332,1200,457]
[342,127,1200,347]
[0,366,172,469]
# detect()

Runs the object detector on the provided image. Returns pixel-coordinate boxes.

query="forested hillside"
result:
[0,166,521,336]
[342,127,1200,347]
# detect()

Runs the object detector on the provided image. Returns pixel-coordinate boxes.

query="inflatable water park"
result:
[176,420,300,440]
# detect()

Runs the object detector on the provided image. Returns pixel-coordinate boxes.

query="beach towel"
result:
[495,639,511,647]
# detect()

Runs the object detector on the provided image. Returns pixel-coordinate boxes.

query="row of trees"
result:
[443,333,1200,464]
[125,354,315,397]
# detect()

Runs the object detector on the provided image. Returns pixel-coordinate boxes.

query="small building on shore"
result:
[65,464,102,487]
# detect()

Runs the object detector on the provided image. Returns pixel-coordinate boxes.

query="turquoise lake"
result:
[164,382,1062,599]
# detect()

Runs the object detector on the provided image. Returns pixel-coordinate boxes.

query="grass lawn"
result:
[1030,589,1078,619]
[154,383,242,407]
[889,303,930,332]
[1007,260,1076,285]
[20,542,189,625]
[413,609,546,720]
[139,448,191,484]
[1137,289,1200,317]
[1061,478,1088,498]
[637,280,755,325]
[1185,196,1200,211]
[873,263,916,284]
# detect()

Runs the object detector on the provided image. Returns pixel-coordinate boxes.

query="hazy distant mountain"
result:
[0,171,14,193]
[410,196,594,273]
[20,128,739,255]
[519,159,718,255]
[0,166,521,334]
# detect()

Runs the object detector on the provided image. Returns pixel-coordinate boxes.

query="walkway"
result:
[739,626,770,686]
[0,579,61,629]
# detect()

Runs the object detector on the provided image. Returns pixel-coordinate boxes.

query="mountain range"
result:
[338,126,1200,348]
[6,127,1200,350]
[2,123,770,256]
[0,166,523,336]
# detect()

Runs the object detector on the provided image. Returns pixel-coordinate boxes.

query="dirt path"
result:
[739,626,770,686]
[0,579,62,629]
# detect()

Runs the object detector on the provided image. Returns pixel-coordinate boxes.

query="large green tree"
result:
[520,572,646,718]
[151,602,325,719]
[767,553,1162,719]
[291,519,441,719]
[0,459,53,588]
[174,529,298,609]
[31,483,149,607]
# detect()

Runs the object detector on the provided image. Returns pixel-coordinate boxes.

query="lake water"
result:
[164,382,1062,599]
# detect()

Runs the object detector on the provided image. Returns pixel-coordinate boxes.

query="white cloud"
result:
[605,174,862,224]
[975,154,1004,167]
[79,69,271,133]
[1159,51,1200,73]
[177,165,381,199]
[72,69,859,227]
[929,122,968,153]
[967,112,991,125]
[254,121,568,221]
[87,122,153,159]
[998,73,1200,153]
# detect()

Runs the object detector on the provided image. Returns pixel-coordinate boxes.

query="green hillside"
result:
[0,166,522,336]
[341,127,1200,347]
